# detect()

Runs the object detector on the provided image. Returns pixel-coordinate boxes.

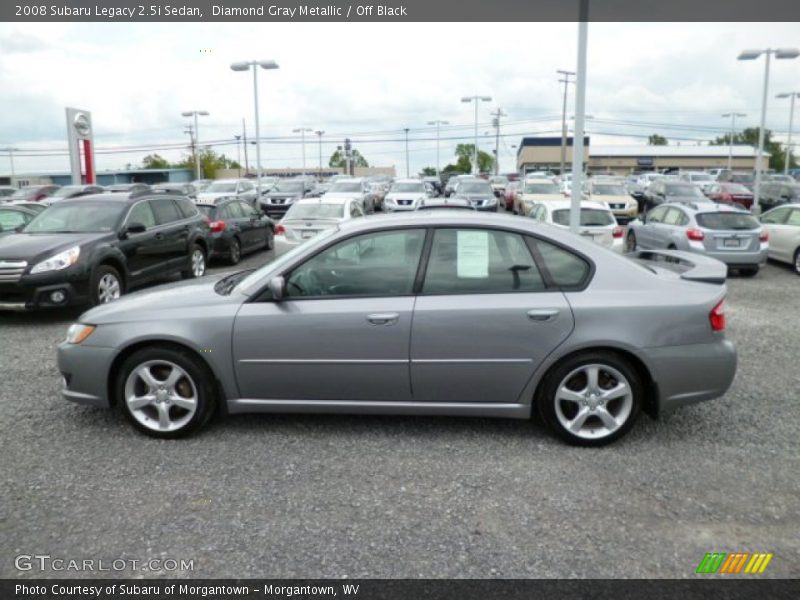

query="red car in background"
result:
[705,182,754,210]
[6,185,60,203]
[503,180,521,211]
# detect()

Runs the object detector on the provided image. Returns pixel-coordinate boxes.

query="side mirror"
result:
[120,222,146,238]
[268,276,285,301]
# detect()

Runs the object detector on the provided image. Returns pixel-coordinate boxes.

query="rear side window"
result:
[696,212,759,231]
[423,229,545,294]
[533,239,591,289]
[175,197,198,219]
[786,210,800,226]
[151,199,182,225]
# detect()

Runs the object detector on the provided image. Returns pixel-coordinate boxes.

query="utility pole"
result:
[242,118,250,175]
[490,108,507,175]
[183,124,196,173]
[234,135,242,177]
[569,1,589,234]
[404,128,410,177]
[1,147,19,181]
[558,70,576,177]
[427,120,449,175]
[292,127,313,176]
[315,130,325,177]
[344,138,352,176]
[721,112,747,170]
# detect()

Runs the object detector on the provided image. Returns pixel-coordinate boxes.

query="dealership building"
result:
[516,137,767,174]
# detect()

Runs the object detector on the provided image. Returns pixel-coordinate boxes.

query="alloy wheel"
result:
[192,249,205,277]
[124,360,198,433]
[97,273,121,303]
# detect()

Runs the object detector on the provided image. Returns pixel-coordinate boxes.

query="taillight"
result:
[721,193,732,202]
[208,220,226,233]
[686,227,705,241]
[759,230,768,242]
[612,226,623,238]
[275,224,285,235]
[710,299,726,332]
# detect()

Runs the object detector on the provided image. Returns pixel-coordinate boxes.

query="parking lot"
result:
[1,236,799,579]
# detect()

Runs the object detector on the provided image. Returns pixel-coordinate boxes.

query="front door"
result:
[232,228,427,401]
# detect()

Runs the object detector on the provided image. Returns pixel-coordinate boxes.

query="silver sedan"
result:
[58,211,736,446]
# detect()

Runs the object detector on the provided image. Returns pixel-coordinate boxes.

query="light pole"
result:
[557,70,576,177]
[776,92,799,174]
[181,111,209,180]
[231,59,280,202]
[490,108,507,175]
[315,130,325,177]
[293,127,313,176]
[1,147,19,181]
[427,120,449,175]
[737,47,799,214]
[721,112,747,170]
[234,135,242,176]
[569,0,589,234]
[462,95,492,174]
[403,128,410,177]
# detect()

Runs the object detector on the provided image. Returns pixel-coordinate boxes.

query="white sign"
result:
[457,230,489,278]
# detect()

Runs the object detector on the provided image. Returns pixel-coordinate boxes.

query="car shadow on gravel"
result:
[0,306,84,325]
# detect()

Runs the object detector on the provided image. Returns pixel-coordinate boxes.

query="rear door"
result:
[637,205,667,248]
[118,200,164,281]
[410,227,574,403]
[760,206,793,261]
[150,198,188,269]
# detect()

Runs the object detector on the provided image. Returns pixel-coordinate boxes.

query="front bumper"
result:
[260,200,296,220]
[0,267,91,310]
[274,235,302,256]
[645,339,737,415]
[58,341,115,408]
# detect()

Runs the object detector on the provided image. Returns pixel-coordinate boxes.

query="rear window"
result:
[696,212,759,231]
[197,205,215,217]
[533,239,591,289]
[552,208,614,227]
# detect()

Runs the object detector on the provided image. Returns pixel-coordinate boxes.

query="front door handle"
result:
[366,313,399,326]
[527,308,560,322]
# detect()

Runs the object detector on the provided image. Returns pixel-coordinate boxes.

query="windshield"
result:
[390,182,426,193]
[552,208,615,227]
[273,181,304,193]
[23,202,126,233]
[724,184,752,195]
[525,183,559,194]
[696,212,759,230]
[329,182,362,193]
[51,186,81,197]
[285,203,345,220]
[458,182,492,194]
[205,182,237,193]
[592,184,626,195]
[665,184,704,197]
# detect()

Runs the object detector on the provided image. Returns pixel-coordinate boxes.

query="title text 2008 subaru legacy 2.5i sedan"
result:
[58,212,737,446]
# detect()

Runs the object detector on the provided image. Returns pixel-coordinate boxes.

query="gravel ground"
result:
[1,246,799,579]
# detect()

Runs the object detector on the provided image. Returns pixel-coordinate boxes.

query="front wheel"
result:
[228,237,241,265]
[626,231,637,252]
[116,346,216,439]
[181,244,206,279]
[90,265,124,306]
[537,352,643,446]
[265,227,274,251]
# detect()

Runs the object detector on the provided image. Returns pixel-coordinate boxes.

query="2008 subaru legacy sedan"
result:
[58,211,737,446]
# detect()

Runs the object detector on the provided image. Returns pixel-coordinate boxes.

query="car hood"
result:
[456,193,495,201]
[386,193,427,201]
[521,193,564,202]
[79,273,236,325]
[0,232,109,262]
[197,192,238,202]
[592,194,633,203]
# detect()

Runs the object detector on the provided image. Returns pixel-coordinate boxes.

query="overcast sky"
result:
[0,21,798,176]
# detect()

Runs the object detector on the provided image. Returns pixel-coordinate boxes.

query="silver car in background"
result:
[58,211,736,447]
[529,200,624,253]
[273,197,364,256]
[627,203,768,276]
[760,203,800,275]
[383,179,428,212]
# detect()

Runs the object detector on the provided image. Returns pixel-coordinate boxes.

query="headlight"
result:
[65,323,96,345]
[385,197,396,204]
[30,246,80,274]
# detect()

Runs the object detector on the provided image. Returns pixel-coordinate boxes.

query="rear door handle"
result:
[527,308,560,322]
[366,313,399,326]
[154,232,164,240]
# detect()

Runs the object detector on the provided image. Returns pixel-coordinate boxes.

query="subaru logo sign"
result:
[73,113,91,137]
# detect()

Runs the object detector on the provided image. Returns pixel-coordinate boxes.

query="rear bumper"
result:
[274,235,302,256]
[701,245,768,268]
[644,339,737,415]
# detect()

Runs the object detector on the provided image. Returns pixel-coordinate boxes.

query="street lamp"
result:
[776,92,799,175]
[461,95,492,174]
[427,120,449,175]
[721,112,747,170]
[557,70,576,176]
[737,47,799,213]
[181,111,209,180]
[231,59,280,201]
[315,130,325,177]
[292,127,313,176]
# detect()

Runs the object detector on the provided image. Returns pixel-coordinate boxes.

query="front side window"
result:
[647,206,668,223]
[127,201,157,228]
[422,229,545,294]
[285,229,426,298]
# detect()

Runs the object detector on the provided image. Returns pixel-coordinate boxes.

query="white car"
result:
[196,178,257,206]
[583,180,639,224]
[760,203,800,275]
[636,173,664,189]
[679,171,716,193]
[273,197,365,256]
[321,178,372,213]
[514,178,563,216]
[384,179,431,212]
[528,200,624,253]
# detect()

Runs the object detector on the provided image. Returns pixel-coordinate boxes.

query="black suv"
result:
[759,182,800,211]
[0,192,210,310]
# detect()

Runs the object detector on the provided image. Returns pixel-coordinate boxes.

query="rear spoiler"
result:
[627,250,727,284]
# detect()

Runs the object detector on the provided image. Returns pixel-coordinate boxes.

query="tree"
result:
[710,127,791,171]
[648,134,668,146]
[420,166,437,176]
[141,154,172,169]
[328,148,369,169]
[454,144,495,173]
[175,148,240,180]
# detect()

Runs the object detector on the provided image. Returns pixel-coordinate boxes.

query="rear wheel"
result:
[795,248,800,276]
[181,244,206,279]
[626,231,637,252]
[265,227,274,251]
[537,352,643,446]
[228,237,241,265]
[116,346,216,439]
[90,265,123,306]
[739,267,759,277]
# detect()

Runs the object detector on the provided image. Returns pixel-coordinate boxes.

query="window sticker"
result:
[457,230,489,278]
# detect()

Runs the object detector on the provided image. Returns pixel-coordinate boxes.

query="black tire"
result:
[536,351,643,447]
[265,227,274,251]
[228,237,241,265]
[626,231,637,252]
[90,264,124,306]
[794,248,800,276]
[739,267,759,277]
[115,346,217,439]
[181,244,206,279]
